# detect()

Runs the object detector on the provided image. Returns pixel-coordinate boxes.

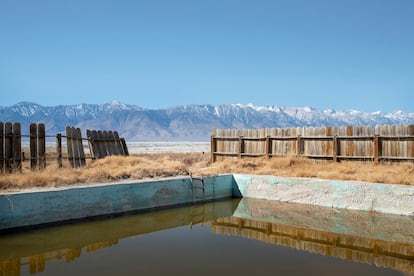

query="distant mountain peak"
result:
[1,102,413,141]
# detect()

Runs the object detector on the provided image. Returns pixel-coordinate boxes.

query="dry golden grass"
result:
[1,153,413,191]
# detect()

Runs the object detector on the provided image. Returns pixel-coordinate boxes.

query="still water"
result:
[1,198,413,276]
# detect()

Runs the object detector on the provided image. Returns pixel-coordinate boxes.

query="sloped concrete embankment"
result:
[0,175,234,231]
[232,174,414,216]
[1,173,413,232]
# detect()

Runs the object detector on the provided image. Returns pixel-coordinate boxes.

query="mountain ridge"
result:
[1,102,413,141]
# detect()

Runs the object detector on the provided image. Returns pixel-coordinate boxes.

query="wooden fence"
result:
[0,122,46,173]
[0,122,129,173]
[86,129,129,159]
[211,124,414,163]
[58,127,129,169]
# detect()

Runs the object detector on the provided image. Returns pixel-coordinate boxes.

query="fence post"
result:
[210,135,216,163]
[333,135,339,162]
[0,122,3,173]
[38,123,46,170]
[56,133,62,168]
[265,136,271,159]
[238,136,244,159]
[296,135,302,157]
[13,122,22,172]
[30,123,38,170]
[374,134,381,164]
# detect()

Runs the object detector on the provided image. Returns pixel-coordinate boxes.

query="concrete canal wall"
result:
[0,175,234,231]
[233,174,414,216]
[1,173,414,231]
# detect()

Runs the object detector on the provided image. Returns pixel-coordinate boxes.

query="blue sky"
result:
[1,0,413,112]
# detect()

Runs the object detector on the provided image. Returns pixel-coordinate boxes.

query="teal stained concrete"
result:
[233,198,414,244]
[232,174,414,216]
[1,173,414,231]
[0,175,234,231]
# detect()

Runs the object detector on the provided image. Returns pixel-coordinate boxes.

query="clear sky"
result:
[1,0,413,112]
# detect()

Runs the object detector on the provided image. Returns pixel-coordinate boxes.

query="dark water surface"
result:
[1,198,413,276]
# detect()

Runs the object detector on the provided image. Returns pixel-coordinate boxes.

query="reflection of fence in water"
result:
[0,240,118,275]
[211,217,414,273]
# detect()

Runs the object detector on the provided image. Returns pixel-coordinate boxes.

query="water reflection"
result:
[1,198,413,275]
[0,200,239,275]
[213,198,414,274]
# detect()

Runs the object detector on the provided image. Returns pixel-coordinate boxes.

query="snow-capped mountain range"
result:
[1,102,413,141]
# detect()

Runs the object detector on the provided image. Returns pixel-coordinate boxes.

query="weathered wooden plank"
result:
[104,131,113,156]
[73,128,82,167]
[4,122,13,173]
[30,123,38,170]
[13,122,22,172]
[113,131,123,155]
[108,131,118,155]
[38,123,46,170]
[76,127,86,167]
[408,125,414,158]
[96,131,107,158]
[90,130,100,159]
[66,126,75,168]
[120,138,129,156]
[0,122,3,173]
[56,133,62,168]
[86,130,96,159]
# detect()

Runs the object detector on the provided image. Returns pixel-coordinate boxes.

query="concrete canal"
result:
[1,174,414,275]
[1,198,413,275]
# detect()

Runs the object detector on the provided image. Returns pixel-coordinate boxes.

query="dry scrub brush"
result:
[0,154,196,191]
[0,153,413,191]
[192,156,414,185]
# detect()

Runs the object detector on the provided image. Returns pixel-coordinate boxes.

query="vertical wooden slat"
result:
[104,131,113,155]
[97,131,106,158]
[391,124,397,157]
[374,134,379,164]
[109,131,119,155]
[86,130,94,159]
[4,122,13,173]
[56,133,62,168]
[38,123,46,170]
[296,135,302,156]
[66,126,75,168]
[91,130,101,159]
[76,128,86,167]
[113,131,122,155]
[408,125,414,158]
[238,136,243,159]
[265,135,270,158]
[13,122,22,172]
[333,135,338,162]
[0,122,3,173]
[103,131,111,156]
[211,135,216,162]
[72,128,81,168]
[120,138,129,156]
[30,123,38,170]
